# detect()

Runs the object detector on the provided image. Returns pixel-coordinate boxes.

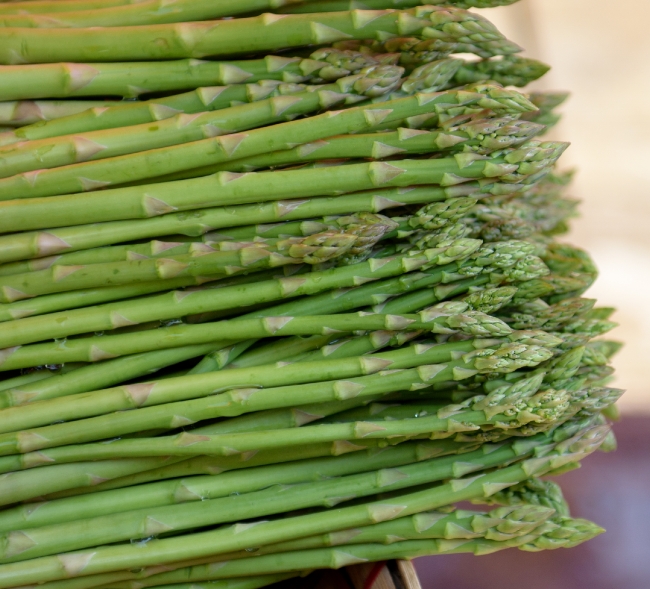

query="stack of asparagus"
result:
[0,1,621,587]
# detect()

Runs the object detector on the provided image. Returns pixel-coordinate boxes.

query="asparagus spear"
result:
[0,84,536,201]
[49,505,549,589]
[0,51,385,144]
[0,439,475,532]
[0,0,135,16]
[0,64,404,180]
[0,6,517,64]
[0,304,513,370]
[143,117,545,184]
[0,48,381,104]
[104,518,602,586]
[0,142,567,233]
[0,337,552,447]
[0,440,381,507]
[0,230,372,301]
[0,423,608,587]
[0,238,550,351]
[0,411,563,561]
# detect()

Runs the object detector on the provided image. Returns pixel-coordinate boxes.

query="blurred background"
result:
[414,0,650,586]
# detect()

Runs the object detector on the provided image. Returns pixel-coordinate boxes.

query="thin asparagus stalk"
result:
[0,55,373,102]
[0,336,552,448]
[0,99,121,127]
[0,304,513,370]
[0,439,475,532]
[0,246,483,347]
[0,0,353,28]
[0,267,284,321]
[0,423,608,587]
[0,64,404,180]
[0,142,566,233]
[143,117,545,184]
[40,505,551,589]
[0,440,379,507]
[0,0,135,16]
[0,230,369,301]
[0,6,517,65]
[110,520,603,586]
[0,356,559,469]
[0,252,518,407]
[0,181,518,264]
[0,84,536,201]
[0,212,392,277]
[0,412,560,562]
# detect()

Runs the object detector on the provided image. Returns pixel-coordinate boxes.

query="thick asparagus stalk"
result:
[0,415,560,561]
[0,212,392,277]
[144,117,545,184]
[0,231,372,301]
[0,244,498,347]
[0,142,566,233]
[0,48,381,104]
[0,440,381,507]
[0,304,512,370]
[0,6,516,64]
[0,0,134,16]
[0,423,608,587]
[0,439,475,532]
[0,84,536,201]
[0,64,404,180]
[0,337,552,447]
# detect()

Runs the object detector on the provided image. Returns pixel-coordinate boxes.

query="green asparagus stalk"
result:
[0,0,135,16]
[0,142,567,233]
[0,337,553,448]
[102,520,602,586]
[0,64,404,180]
[0,413,562,562]
[0,231,369,301]
[0,267,286,321]
[143,117,545,184]
[0,50,385,103]
[0,304,513,370]
[0,439,475,532]
[54,505,549,589]
[0,85,536,201]
[0,439,380,507]
[0,423,608,587]
[0,48,382,145]
[0,244,534,406]
[0,99,121,127]
[0,245,492,347]
[521,91,570,131]
[0,212,392,277]
[0,6,517,65]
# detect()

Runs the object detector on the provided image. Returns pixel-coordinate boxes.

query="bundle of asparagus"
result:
[0,1,622,588]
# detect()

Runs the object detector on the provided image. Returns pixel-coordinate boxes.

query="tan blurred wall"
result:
[475,0,650,413]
